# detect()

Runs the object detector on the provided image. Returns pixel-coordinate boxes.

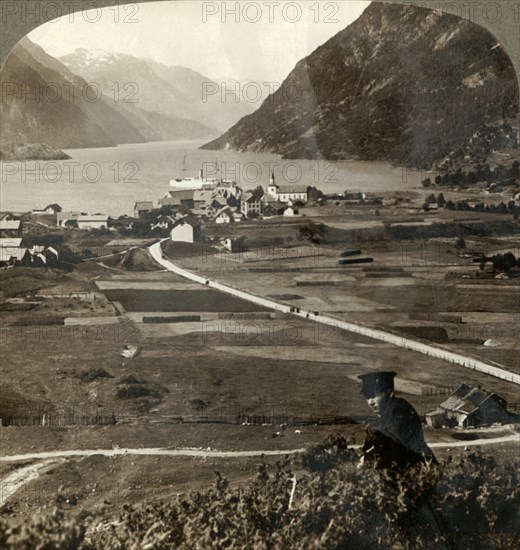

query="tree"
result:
[455,237,466,251]
[299,221,327,244]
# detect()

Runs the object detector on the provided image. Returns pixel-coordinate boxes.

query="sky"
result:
[29,0,370,82]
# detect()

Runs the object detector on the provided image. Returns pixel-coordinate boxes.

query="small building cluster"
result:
[158,171,306,226]
[0,214,61,268]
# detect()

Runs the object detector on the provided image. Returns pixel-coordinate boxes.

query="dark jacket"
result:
[362,397,436,473]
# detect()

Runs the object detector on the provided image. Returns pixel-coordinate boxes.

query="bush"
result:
[76,368,113,383]
[1,441,518,549]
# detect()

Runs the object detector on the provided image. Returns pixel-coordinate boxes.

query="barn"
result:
[425,383,519,428]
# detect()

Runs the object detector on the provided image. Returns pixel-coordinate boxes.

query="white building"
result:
[0,219,22,237]
[283,206,299,217]
[0,237,25,264]
[170,217,201,243]
[57,212,108,229]
[215,207,235,224]
[77,214,109,230]
[241,192,262,216]
[265,172,307,204]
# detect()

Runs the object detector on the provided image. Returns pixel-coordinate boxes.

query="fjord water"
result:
[0,140,424,216]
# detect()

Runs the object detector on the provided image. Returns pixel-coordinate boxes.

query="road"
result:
[0,458,66,507]
[1,433,518,507]
[2,432,518,463]
[148,241,520,385]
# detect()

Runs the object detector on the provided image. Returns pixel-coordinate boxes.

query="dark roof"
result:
[440,384,505,415]
[44,203,62,211]
[277,185,308,194]
[172,216,200,228]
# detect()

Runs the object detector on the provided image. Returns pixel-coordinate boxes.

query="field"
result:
[1,204,519,537]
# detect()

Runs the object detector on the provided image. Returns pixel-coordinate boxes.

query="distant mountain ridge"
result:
[0,39,229,155]
[202,2,519,170]
[59,48,256,133]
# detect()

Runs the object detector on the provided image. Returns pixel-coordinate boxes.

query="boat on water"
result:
[169,156,219,190]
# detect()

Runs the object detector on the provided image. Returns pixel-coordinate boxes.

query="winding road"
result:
[1,434,518,507]
[148,241,520,385]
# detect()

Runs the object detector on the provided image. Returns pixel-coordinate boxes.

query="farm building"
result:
[0,218,22,238]
[134,201,154,218]
[170,217,201,243]
[0,237,26,266]
[150,215,174,230]
[44,203,62,214]
[76,214,109,230]
[262,202,285,218]
[425,383,519,429]
[215,207,235,224]
[283,206,299,216]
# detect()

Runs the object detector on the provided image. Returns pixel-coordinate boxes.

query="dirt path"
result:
[0,458,65,507]
[1,434,517,506]
[148,241,520,385]
[2,432,518,464]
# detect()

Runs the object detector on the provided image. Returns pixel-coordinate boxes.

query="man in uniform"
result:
[357,371,448,547]
[357,371,436,472]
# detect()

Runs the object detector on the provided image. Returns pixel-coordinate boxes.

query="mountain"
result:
[0,39,220,155]
[201,3,519,170]
[0,38,119,149]
[59,49,255,133]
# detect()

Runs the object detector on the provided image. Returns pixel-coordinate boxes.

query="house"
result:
[193,189,215,214]
[0,237,26,265]
[262,201,285,218]
[213,180,240,198]
[425,383,520,429]
[170,217,202,243]
[159,190,195,209]
[56,211,80,227]
[220,236,247,253]
[283,206,299,216]
[151,215,174,230]
[0,219,22,238]
[241,191,262,216]
[44,203,62,214]
[215,207,235,224]
[134,201,154,219]
[76,214,109,230]
[21,247,48,267]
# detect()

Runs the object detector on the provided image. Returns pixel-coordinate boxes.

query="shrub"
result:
[0,440,518,549]
[76,368,113,383]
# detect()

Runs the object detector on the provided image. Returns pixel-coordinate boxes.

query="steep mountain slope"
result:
[60,49,255,132]
[0,41,117,149]
[0,39,220,152]
[202,3,519,169]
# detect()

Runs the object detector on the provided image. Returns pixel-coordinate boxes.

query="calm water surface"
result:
[0,141,425,217]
